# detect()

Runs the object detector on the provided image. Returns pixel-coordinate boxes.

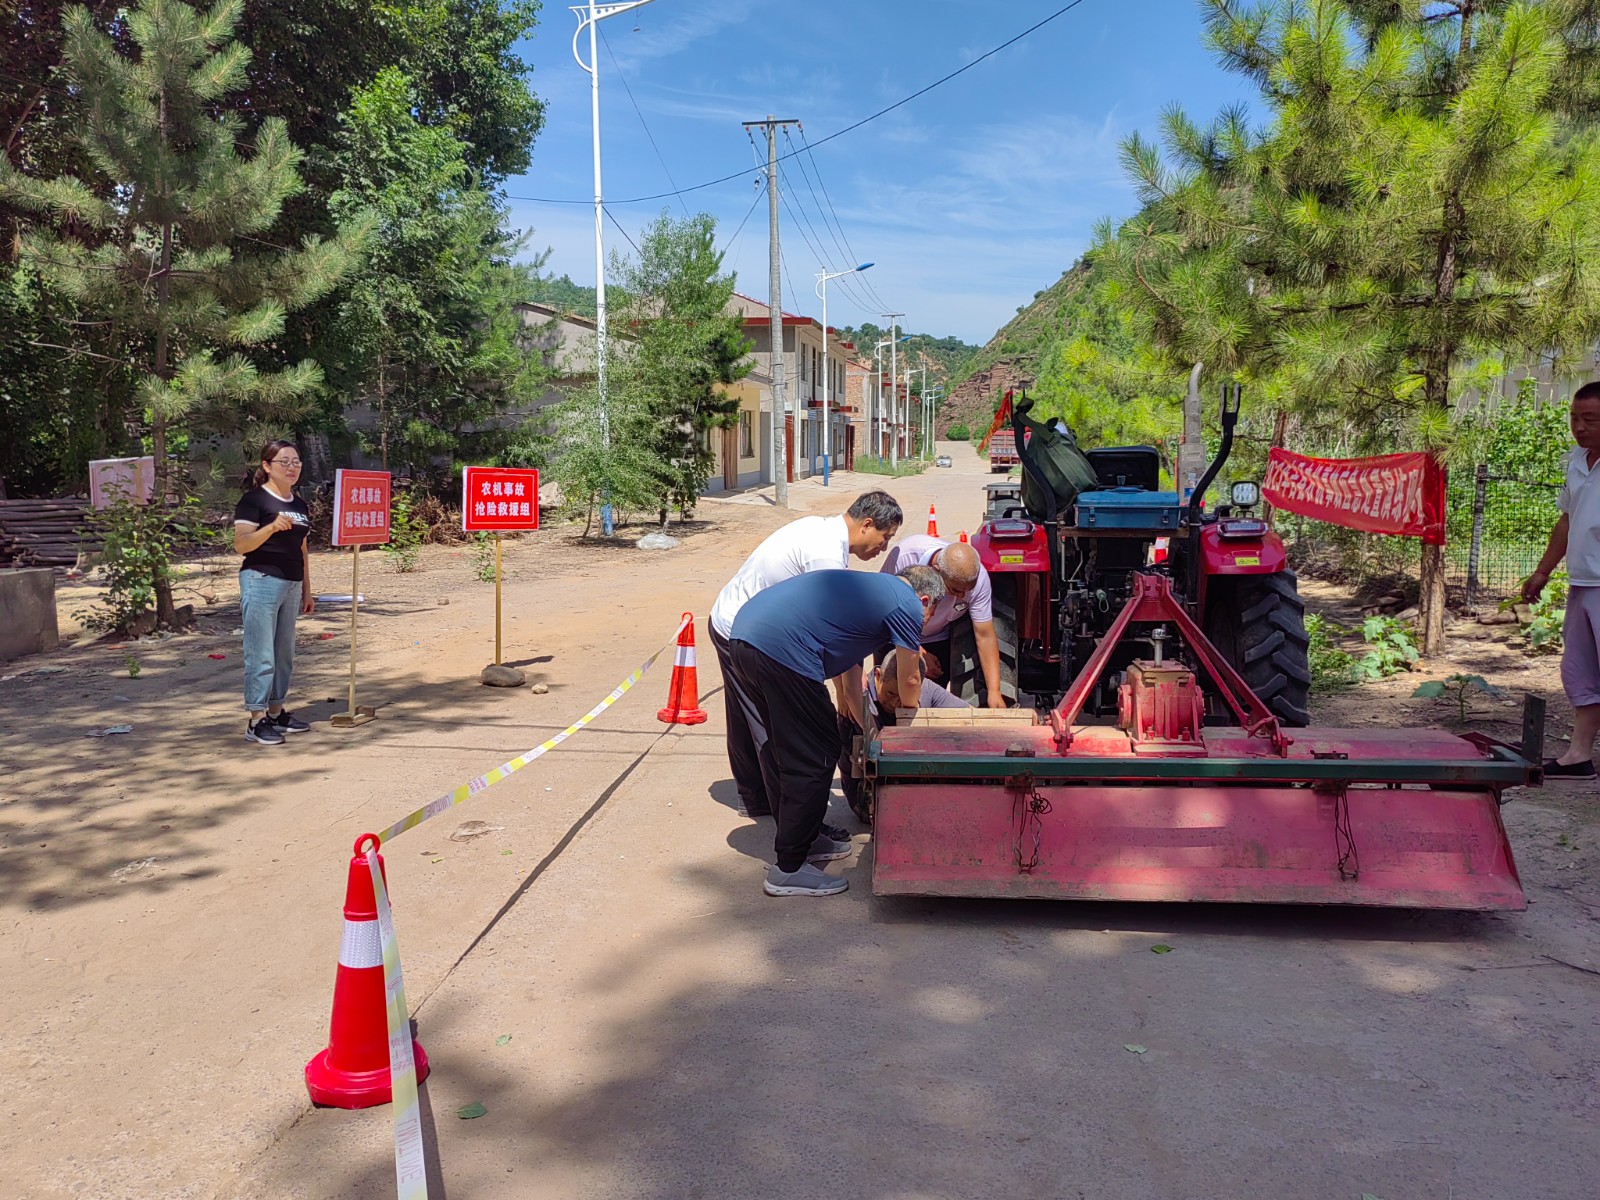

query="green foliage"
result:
[1352,615,1420,681]
[383,490,426,572]
[471,532,497,582]
[1412,674,1503,723]
[124,653,142,679]
[326,66,545,478]
[1519,569,1568,652]
[944,424,970,441]
[609,211,752,518]
[526,274,597,318]
[853,455,929,478]
[1305,613,1356,688]
[89,496,201,634]
[544,366,663,536]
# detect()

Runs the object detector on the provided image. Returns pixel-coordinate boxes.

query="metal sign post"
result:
[464,466,540,687]
[330,469,390,729]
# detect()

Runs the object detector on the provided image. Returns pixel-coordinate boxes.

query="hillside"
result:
[939,261,1092,436]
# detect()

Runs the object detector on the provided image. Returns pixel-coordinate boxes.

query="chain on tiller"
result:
[1013,783,1053,874]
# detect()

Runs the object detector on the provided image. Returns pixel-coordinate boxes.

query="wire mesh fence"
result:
[1444,466,1560,606]
[1279,463,1560,609]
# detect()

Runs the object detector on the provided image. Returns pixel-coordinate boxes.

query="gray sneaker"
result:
[807,832,853,862]
[764,863,848,897]
[245,716,286,746]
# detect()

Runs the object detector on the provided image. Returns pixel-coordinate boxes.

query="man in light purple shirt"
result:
[879,534,1007,708]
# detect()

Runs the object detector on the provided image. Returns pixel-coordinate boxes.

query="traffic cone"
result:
[926,504,939,537]
[305,834,429,1108]
[658,613,708,725]
[958,530,968,543]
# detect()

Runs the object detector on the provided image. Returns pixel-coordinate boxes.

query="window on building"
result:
[739,410,754,458]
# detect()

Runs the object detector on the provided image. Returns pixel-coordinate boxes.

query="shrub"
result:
[1352,615,1419,681]
[945,424,970,440]
[1305,614,1355,688]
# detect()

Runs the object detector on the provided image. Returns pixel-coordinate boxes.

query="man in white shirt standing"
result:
[709,490,903,816]
[879,534,1009,708]
[1524,382,1600,777]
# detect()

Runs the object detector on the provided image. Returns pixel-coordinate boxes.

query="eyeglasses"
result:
[271,458,303,468]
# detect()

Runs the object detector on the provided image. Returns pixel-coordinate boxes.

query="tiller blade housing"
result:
[868,576,1534,911]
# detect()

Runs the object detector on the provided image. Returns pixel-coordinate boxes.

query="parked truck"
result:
[988,427,1018,472]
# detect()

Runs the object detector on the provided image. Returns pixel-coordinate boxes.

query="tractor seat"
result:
[1086,446,1161,492]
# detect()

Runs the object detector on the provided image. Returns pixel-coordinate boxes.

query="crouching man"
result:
[726,565,946,897]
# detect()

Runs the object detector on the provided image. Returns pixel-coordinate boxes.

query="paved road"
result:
[6,443,1597,1200]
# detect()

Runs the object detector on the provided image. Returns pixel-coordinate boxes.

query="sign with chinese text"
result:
[332,469,392,546]
[1262,449,1445,545]
[463,467,540,533]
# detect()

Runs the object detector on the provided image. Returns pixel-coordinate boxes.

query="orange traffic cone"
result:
[926,504,939,537]
[305,834,430,1108]
[658,613,708,725]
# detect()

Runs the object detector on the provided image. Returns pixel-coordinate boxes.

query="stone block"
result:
[0,568,60,662]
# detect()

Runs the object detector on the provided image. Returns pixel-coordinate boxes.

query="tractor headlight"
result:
[1230,480,1261,508]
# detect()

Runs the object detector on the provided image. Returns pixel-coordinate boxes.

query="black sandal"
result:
[1543,758,1596,778]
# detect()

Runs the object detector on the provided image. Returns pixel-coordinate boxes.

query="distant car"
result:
[935,454,953,468]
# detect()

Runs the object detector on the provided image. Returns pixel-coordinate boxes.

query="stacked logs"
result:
[0,499,100,569]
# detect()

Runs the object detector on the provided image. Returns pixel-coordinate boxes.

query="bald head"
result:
[936,542,981,594]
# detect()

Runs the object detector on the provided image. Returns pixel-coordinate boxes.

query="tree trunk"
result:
[378,348,389,471]
[151,218,177,630]
[1263,407,1288,529]
[1414,182,1467,656]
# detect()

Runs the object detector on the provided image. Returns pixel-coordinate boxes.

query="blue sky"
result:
[507,1,1256,344]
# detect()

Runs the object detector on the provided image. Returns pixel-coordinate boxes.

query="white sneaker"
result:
[764,863,848,897]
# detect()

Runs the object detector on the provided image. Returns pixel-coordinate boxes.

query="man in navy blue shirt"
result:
[728,564,946,896]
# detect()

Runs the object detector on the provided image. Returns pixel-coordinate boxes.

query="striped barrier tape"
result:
[374,613,692,846]
[367,845,428,1200]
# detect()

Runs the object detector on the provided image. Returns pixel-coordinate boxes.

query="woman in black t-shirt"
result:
[233,439,315,745]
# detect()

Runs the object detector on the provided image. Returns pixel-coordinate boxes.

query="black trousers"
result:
[727,640,842,872]
[710,625,779,816]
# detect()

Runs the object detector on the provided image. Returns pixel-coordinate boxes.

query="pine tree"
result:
[1098,0,1600,652]
[612,212,752,521]
[0,0,368,625]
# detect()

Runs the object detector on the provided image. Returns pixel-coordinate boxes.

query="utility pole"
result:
[744,115,801,506]
[882,312,903,467]
[1179,361,1205,505]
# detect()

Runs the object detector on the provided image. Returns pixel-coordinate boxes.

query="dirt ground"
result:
[2,444,1597,1200]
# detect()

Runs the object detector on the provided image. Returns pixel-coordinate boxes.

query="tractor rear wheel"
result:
[1203,571,1312,727]
[947,575,1020,706]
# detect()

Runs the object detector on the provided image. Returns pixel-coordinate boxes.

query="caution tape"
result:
[367,848,428,1200]
[375,612,692,846]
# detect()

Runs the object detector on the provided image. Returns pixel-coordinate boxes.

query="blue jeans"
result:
[240,569,301,712]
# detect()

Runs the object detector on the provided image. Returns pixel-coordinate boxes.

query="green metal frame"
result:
[868,743,1537,787]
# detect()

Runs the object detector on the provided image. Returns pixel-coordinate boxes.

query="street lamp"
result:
[815,262,873,485]
[571,0,658,536]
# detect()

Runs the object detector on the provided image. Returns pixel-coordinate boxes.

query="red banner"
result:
[332,469,392,546]
[1261,448,1445,545]
[462,466,540,533]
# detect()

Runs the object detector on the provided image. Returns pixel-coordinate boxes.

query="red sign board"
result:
[463,467,540,533]
[332,469,392,546]
[1262,448,1445,545]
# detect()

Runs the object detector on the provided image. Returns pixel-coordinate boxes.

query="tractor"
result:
[858,387,1541,910]
[948,386,1309,727]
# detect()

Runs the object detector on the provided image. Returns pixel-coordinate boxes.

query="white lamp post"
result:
[815,262,872,485]
[571,0,658,535]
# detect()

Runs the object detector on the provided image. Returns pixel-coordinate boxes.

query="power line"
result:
[603,205,641,256]
[780,128,886,314]
[774,160,873,313]
[716,182,765,260]
[504,0,1091,206]
[598,26,690,217]
[797,128,892,312]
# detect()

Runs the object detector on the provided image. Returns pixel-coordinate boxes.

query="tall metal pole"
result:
[744,116,800,505]
[572,0,657,536]
[883,312,903,467]
[816,263,873,486]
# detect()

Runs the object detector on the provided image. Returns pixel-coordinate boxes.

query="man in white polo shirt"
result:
[1524,382,1600,777]
[709,490,903,816]
[879,534,1008,708]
